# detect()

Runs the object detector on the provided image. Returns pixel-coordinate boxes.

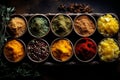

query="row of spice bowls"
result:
[6,13,120,38]
[2,13,120,64]
[3,37,120,63]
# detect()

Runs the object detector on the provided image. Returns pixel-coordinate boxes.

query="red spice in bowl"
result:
[74,38,97,62]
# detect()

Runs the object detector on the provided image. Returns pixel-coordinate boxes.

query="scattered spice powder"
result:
[8,16,27,38]
[74,15,96,37]
[3,39,25,62]
[51,38,73,62]
[74,38,97,62]
[27,39,49,63]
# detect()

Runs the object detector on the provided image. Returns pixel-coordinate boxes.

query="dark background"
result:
[0,0,120,14]
[0,0,120,80]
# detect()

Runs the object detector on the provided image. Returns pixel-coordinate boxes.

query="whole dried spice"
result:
[74,38,97,62]
[27,39,49,63]
[58,3,93,13]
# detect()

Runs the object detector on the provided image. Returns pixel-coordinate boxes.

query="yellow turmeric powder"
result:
[51,38,73,62]
[4,39,25,62]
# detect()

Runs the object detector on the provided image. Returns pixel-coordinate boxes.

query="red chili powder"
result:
[75,38,97,61]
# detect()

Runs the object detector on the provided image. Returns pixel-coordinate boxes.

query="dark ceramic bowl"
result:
[51,13,73,37]
[98,38,120,62]
[7,14,28,38]
[74,38,97,62]
[73,14,96,37]
[50,38,73,62]
[97,13,119,37]
[27,38,50,63]
[3,39,26,63]
[28,14,50,38]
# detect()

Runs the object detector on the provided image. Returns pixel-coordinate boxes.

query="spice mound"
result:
[98,38,120,62]
[74,15,96,37]
[74,38,97,62]
[51,14,73,37]
[28,15,50,38]
[8,16,27,38]
[3,39,25,62]
[97,14,119,37]
[51,38,73,62]
[27,39,49,63]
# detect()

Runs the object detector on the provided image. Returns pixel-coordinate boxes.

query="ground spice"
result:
[8,16,27,38]
[74,38,97,62]
[51,14,73,37]
[51,38,73,62]
[28,15,50,38]
[74,15,96,37]
[3,39,25,62]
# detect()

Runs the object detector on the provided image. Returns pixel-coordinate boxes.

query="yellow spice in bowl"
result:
[97,14,119,37]
[4,39,25,62]
[51,39,73,62]
[98,38,120,62]
[8,16,27,38]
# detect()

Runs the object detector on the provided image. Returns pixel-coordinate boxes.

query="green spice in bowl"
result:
[51,14,73,37]
[28,14,50,38]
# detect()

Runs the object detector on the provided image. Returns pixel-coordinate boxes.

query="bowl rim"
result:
[51,13,73,37]
[97,37,120,62]
[28,14,51,38]
[73,13,97,37]
[74,37,97,62]
[26,38,50,63]
[97,13,120,37]
[7,14,28,38]
[3,38,26,63]
[50,38,74,62]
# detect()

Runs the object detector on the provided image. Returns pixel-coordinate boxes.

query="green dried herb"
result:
[0,5,41,79]
[0,5,15,55]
